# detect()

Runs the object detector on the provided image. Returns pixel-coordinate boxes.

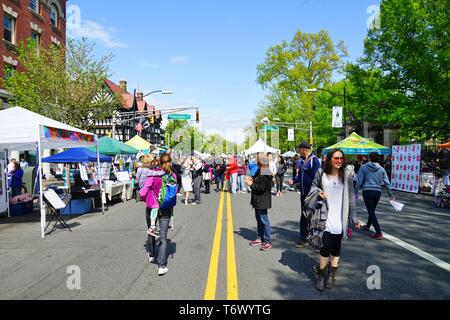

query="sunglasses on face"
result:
[332,157,344,161]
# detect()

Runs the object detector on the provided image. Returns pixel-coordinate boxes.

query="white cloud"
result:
[142,63,159,69]
[68,20,128,48]
[170,56,189,64]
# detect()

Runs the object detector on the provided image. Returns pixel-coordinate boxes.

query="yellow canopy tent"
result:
[125,135,151,151]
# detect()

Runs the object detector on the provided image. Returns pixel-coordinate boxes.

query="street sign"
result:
[332,106,343,128]
[288,129,295,141]
[168,114,191,120]
[264,125,279,131]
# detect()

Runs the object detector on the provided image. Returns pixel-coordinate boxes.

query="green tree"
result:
[349,0,450,140]
[5,38,120,129]
[255,30,350,151]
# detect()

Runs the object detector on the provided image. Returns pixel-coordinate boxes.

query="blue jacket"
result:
[355,162,393,196]
[293,154,321,195]
[9,168,24,189]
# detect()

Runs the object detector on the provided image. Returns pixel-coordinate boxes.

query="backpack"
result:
[158,174,178,209]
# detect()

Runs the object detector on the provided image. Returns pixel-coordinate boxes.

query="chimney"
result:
[136,91,144,102]
[119,80,127,93]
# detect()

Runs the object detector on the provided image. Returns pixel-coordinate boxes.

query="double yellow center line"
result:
[204,191,239,300]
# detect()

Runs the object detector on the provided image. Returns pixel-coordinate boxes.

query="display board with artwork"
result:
[391,144,421,193]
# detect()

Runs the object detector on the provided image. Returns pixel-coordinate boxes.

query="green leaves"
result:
[353,0,450,140]
[5,38,119,130]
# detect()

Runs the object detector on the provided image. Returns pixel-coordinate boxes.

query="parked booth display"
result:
[42,148,112,215]
[0,107,102,238]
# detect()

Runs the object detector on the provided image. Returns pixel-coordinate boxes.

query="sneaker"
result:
[260,243,273,251]
[295,240,308,248]
[158,267,168,276]
[147,253,155,263]
[249,239,262,246]
[191,202,197,205]
[370,233,384,240]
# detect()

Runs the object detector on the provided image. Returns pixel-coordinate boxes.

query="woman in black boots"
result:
[305,149,360,291]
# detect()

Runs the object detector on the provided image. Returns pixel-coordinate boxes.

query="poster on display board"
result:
[0,160,7,213]
[391,144,421,193]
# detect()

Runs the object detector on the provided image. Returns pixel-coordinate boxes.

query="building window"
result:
[50,4,58,27]
[29,0,39,13]
[31,31,40,47]
[4,15,15,44]
[3,64,16,81]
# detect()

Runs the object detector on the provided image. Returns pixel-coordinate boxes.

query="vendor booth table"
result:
[0,107,104,238]
[42,148,112,213]
[104,180,133,202]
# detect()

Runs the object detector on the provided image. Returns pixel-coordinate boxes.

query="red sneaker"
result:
[370,234,384,240]
[260,243,273,251]
[249,239,262,246]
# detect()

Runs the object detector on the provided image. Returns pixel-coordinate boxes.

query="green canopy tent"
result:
[323,132,391,155]
[88,137,138,156]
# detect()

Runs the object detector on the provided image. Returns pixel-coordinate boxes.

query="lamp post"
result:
[261,117,270,153]
[306,85,347,138]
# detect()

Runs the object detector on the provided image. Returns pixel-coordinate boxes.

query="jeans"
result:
[299,194,308,242]
[255,209,271,243]
[193,176,203,202]
[204,180,210,193]
[237,174,244,191]
[215,176,224,191]
[148,216,171,268]
[231,173,238,194]
[363,190,382,234]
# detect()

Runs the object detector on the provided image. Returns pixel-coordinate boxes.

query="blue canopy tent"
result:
[42,148,112,163]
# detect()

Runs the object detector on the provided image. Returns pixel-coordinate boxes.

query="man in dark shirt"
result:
[290,142,321,248]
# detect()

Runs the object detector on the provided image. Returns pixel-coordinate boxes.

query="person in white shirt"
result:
[310,148,360,292]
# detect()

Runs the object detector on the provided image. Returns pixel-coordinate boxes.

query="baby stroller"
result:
[434,173,450,208]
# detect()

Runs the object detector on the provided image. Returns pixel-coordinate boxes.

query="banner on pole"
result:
[391,144,421,193]
[288,129,295,142]
[332,107,343,128]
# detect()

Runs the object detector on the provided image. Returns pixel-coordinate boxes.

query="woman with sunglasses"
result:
[308,148,360,291]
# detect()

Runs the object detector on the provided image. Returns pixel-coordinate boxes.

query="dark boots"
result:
[315,267,328,292]
[326,266,338,289]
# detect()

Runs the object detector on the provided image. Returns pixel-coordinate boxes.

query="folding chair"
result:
[43,189,72,234]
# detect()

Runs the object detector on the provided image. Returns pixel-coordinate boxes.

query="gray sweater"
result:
[355,162,393,197]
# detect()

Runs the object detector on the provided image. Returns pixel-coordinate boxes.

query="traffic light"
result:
[256,123,260,132]
[196,110,200,123]
[150,116,155,124]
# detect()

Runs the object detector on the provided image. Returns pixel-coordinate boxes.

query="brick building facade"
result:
[0,0,66,103]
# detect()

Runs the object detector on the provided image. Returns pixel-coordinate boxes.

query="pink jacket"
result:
[140,172,176,209]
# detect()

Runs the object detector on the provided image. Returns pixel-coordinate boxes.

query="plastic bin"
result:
[60,198,92,215]
[10,201,34,216]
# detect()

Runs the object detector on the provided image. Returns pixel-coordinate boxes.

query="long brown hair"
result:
[324,149,346,184]
[160,153,172,174]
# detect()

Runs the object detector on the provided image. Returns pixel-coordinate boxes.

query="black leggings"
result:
[320,232,343,258]
[275,175,284,192]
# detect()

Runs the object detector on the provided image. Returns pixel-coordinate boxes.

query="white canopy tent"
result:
[245,139,280,156]
[0,107,101,238]
[282,151,297,158]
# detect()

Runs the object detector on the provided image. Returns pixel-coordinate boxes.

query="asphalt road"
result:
[0,184,449,300]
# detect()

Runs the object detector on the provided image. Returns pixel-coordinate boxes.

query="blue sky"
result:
[69,0,380,143]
